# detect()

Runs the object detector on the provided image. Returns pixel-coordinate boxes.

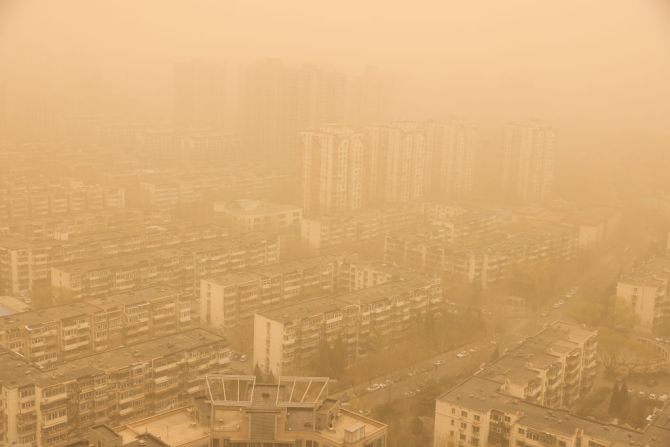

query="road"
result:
[336,339,495,410]
[342,281,588,412]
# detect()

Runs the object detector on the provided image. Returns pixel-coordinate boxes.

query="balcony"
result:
[119,393,144,405]
[41,415,67,428]
[41,392,67,404]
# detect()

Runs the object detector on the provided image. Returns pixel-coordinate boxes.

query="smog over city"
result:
[0,1,670,446]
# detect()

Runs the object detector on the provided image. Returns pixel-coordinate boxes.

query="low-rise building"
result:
[385,222,577,288]
[201,375,387,447]
[253,276,443,376]
[51,233,280,301]
[0,286,196,367]
[617,257,670,334]
[301,204,419,250]
[84,376,387,447]
[433,322,615,447]
[200,256,341,334]
[0,328,230,447]
[0,224,228,295]
[214,199,302,233]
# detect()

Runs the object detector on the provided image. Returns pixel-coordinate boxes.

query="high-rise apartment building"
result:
[366,123,428,204]
[427,120,477,200]
[347,67,394,125]
[300,126,365,216]
[501,123,555,203]
[173,60,226,130]
[242,60,347,161]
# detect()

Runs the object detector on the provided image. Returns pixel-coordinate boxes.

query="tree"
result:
[608,382,627,417]
[410,417,424,436]
[490,346,500,362]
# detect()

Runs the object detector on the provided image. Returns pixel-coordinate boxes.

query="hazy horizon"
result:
[2,0,669,156]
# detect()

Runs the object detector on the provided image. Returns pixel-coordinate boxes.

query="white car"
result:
[366,384,381,392]
[239,354,248,362]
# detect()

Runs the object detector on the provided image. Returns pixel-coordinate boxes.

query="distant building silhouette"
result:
[501,122,555,203]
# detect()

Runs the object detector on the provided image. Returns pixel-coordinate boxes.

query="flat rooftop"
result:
[0,328,225,389]
[117,408,208,446]
[217,199,301,216]
[0,286,186,331]
[258,296,351,323]
[438,375,670,446]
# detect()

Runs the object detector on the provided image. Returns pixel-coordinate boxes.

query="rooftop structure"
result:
[198,375,387,447]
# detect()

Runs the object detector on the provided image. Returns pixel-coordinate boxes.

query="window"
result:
[473,415,480,422]
[518,428,525,435]
[459,434,466,441]
[460,422,467,429]
[461,411,468,417]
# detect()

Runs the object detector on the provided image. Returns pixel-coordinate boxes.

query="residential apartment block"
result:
[426,120,477,200]
[138,167,288,209]
[617,257,670,334]
[214,199,302,233]
[385,222,577,288]
[366,123,428,203]
[0,186,125,222]
[254,276,443,376]
[0,224,228,295]
[0,208,165,243]
[51,233,280,301]
[434,322,605,447]
[201,256,341,334]
[301,204,419,250]
[0,286,196,367]
[501,123,556,203]
[81,376,388,447]
[200,254,404,336]
[0,329,230,447]
[300,126,365,217]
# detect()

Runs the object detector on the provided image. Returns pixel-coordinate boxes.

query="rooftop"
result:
[257,296,351,323]
[216,199,301,216]
[619,257,670,288]
[439,375,670,446]
[0,328,225,389]
[117,408,208,447]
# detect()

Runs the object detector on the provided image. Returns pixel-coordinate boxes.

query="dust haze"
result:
[1,1,670,447]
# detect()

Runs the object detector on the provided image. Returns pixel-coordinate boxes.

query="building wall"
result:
[253,314,284,375]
